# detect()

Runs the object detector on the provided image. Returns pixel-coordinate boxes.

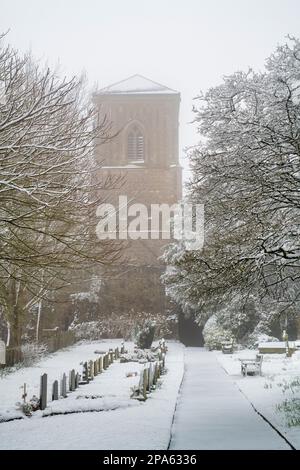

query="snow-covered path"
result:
[169,348,290,450]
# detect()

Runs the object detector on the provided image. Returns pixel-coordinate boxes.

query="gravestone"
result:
[142,369,148,400]
[82,362,89,383]
[103,354,107,370]
[99,356,103,373]
[0,340,5,365]
[94,360,98,376]
[109,349,114,363]
[153,363,158,386]
[157,362,160,378]
[40,373,48,410]
[89,360,94,380]
[146,366,150,392]
[52,380,59,400]
[70,369,76,391]
[162,353,166,369]
[75,372,80,389]
[61,373,67,398]
[149,363,154,389]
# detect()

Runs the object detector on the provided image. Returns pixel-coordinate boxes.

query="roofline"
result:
[97,74,179,95]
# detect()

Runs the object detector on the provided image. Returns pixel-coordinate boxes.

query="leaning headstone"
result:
[52,380,59,401]
[61,373,67,398]
[0,340,6,365]
[40,373,47,410]
[70,369,76,391]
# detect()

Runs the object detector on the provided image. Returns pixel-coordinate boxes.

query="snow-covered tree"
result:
[163,38,300,334]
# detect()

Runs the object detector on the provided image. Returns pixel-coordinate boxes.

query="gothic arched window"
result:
[127,125,144,162]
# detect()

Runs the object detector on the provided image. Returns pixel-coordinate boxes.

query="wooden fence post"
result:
[40,373,47,410]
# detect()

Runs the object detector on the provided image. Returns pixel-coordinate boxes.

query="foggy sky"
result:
[1,0,300,179]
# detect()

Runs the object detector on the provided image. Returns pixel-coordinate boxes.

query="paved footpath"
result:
[169,348,290,450]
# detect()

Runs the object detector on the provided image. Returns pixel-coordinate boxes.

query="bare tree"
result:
[0,35,122,347]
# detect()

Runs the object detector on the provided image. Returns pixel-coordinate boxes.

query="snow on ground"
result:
[0,341,184,450]
[0,339,129,422]
[170,348,290,450]
[216,348,300,449]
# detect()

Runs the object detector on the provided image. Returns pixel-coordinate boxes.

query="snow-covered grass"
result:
[0,339,127,421]
[216,348,300,449]
[0,341,185,449]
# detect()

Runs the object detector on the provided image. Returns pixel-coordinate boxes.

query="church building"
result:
[94,75,182,321]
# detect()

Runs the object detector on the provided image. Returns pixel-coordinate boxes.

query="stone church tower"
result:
[94,75,182,318]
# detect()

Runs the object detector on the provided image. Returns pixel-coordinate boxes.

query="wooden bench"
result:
[240,354,263,376]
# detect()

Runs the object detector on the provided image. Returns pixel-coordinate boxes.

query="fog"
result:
[2,0,300,175]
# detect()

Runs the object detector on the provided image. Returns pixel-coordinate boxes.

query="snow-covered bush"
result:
[21,343,48,366]
[277,398,300,427]
[133,320,156,349]
[120,348,159,363]
[203,316,233,350]
[69,310,177,341]
[69,321,102,341]
[244,332,279,349]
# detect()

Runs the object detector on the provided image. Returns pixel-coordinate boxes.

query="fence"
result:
[2,330,77,368]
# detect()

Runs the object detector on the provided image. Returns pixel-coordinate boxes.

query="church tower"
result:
[94,75,182,317]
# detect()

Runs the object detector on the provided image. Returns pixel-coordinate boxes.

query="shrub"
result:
[21,343,48,366]
[133,320,156,349]
[203,316,233,350]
